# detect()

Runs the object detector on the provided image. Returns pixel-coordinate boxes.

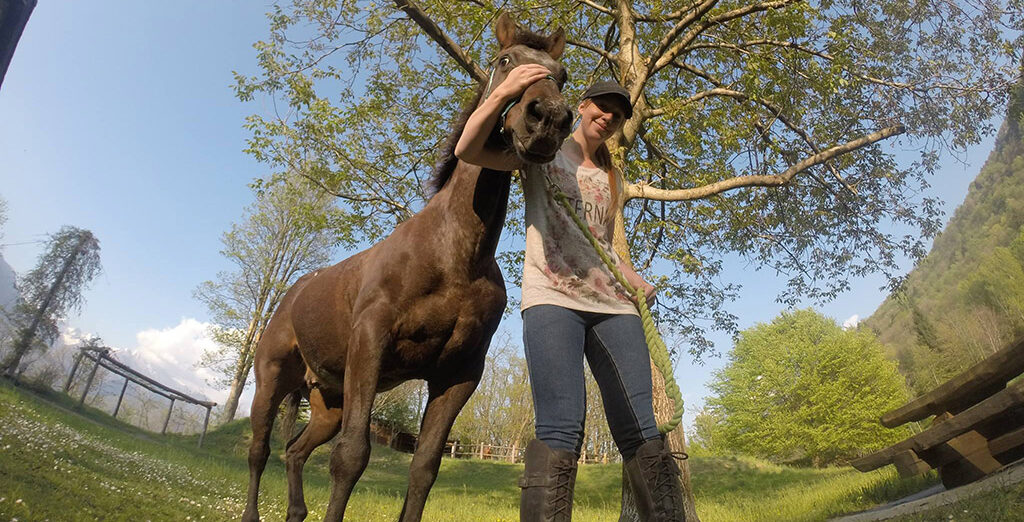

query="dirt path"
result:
[831,459,1024,521]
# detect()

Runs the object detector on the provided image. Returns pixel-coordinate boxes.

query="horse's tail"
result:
[279,388,303,445]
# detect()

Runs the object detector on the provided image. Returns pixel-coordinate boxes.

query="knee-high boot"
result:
[623,438,686,521]
[519,439,578,521]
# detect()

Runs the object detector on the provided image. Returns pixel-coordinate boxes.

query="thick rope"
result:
[548,187,684,434]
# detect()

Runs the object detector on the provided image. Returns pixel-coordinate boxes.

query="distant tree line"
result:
[865,79,1024,394]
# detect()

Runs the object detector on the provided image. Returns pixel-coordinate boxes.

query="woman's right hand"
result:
[490,64,552,102]
[456,64,551,170]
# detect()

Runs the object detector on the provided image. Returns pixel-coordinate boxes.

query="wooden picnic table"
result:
[851,337,1024,488]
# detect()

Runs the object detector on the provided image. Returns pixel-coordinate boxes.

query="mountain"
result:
[0,252,16,311]
[863,80,1024,394]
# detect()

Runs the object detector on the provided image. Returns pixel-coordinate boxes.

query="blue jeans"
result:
[522,304,661,460]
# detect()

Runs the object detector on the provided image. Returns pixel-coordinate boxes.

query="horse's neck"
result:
[432,160,511,267]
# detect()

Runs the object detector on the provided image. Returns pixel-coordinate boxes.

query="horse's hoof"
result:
[286,507,309,522]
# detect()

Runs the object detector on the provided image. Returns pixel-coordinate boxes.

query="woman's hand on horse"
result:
[492,64,553,102]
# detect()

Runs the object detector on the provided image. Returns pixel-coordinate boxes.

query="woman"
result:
[456,65,685,522]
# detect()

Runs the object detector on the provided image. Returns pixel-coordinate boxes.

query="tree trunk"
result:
[3,235,85,377]
[218,308,271,423]
[611,165,700,521]
[0,0,37,91]
[219,343,256,423]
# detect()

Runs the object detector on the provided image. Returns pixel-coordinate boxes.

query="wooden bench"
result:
[851,337,1024,488]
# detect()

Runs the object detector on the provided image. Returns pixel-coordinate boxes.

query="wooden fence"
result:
[369,424,616,464]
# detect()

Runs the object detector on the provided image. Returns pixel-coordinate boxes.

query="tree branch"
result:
[648,0,720,71]
[651,0,804,73]
[624,126,904,202]
[657,61,858,195]
[577,0,615,16]
[633,1,710,22]
[567,38,617,63]
[393,0,487,83]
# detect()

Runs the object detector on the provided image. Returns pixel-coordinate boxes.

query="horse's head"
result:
[484,13,572,164]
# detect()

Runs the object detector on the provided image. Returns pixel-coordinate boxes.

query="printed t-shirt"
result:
[520,142,638,316]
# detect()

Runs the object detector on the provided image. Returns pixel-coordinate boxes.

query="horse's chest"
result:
[390,280,504,368]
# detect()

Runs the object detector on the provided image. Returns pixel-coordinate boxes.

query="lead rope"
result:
[545,182,684,434]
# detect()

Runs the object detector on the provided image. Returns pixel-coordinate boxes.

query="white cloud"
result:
[110,318,237,410]
[842,314,860,330]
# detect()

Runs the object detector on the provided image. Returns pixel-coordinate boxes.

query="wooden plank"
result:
[854,380,1024,472]
[881,336,1024,427]
[912,379,1024,451]
[937,430,1004,488]
[852,439,917,471]
[893,449,932,478]
[990,425,1024,456]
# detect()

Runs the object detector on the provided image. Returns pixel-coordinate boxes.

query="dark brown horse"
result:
[240,13,571,522]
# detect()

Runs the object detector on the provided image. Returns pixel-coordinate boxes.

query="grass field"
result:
[2,379,1015,522]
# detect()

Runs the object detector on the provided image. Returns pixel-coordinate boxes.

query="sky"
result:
[0,2,999,428]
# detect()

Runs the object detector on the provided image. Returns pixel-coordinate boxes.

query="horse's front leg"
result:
[398,352,486,522]
[321,317,388,522]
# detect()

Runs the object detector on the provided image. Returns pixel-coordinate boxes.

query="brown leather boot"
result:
[519,439,578,521]
[623,438,686,521]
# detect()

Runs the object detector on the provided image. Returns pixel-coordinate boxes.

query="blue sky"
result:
[0,2,997,425]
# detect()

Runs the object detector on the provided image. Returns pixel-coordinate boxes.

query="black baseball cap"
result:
[581,81,633,118]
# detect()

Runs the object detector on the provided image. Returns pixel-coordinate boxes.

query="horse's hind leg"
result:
[399,354,485,522]
[242,339,304,522]
[284,387,343,522]
[322,317,388,521]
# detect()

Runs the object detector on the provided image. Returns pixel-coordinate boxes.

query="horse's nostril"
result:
[525,99,543,122]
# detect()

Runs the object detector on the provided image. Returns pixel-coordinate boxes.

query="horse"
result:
[240,13,572,522]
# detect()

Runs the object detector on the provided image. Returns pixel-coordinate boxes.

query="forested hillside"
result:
[864,79,1024,395]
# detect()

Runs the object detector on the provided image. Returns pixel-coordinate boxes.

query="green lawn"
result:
[0,380,984,521]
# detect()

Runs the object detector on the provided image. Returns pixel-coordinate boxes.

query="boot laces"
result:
[547,461,575,517]
[640,450,685,519]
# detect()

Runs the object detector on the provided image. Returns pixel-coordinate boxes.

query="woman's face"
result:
[578,95,628,142]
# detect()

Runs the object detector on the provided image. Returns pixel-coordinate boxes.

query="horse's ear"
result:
[495,12,518,49]
[547,28,566,59]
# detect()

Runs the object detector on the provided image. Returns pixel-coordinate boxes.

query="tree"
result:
[235,0,1022,516]
[451,336,536,456]
[195,178,340,423]
[705,309,909,466]
[688,407,723,456]
[2,226,101,377]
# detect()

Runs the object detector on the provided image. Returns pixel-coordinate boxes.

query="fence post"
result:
[63,350,84,393]
[78,354,102,407]
[198,406,212,448]
[112,377,129,417]
[162,398,175,435]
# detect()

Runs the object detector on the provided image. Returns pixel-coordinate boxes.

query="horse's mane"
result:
[427,30,554,195]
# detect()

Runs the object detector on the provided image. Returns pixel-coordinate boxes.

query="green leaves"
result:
[705,309,910,466]
[3,227,102,375]
[235,0,1022,360]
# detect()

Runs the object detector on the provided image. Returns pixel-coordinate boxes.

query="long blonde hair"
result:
[579,99,620,208]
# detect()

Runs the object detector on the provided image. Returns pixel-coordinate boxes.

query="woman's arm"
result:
[619,262,657,305]
[455,64,552,171]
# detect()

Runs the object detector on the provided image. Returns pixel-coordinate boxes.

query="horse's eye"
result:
[499,56,511,68]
